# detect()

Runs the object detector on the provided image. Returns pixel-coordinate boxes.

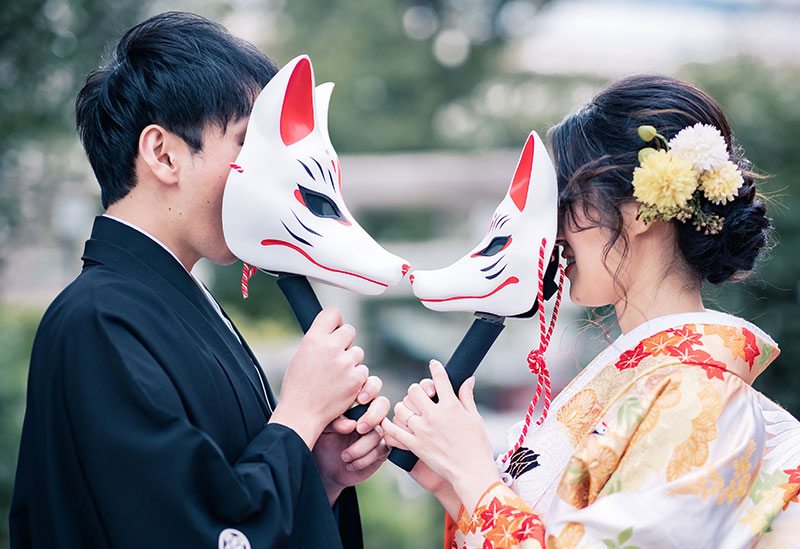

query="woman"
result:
[382,75,800,548]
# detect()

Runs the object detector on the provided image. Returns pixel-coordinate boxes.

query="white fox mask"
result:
[409,131,558,316]
[222,55,410,295]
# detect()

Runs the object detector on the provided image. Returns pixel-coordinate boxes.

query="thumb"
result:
[330,415,357,434]
[458,376,478,414]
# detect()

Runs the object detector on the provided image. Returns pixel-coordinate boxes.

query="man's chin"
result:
[207,248,239,266]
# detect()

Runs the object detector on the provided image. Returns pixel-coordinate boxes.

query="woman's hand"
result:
[381,360,501,514]
[410,460,462,520]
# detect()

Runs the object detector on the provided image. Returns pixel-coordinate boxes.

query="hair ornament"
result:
[632,122,744,234]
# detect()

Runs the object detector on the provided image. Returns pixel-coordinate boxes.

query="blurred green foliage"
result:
[266,0,553,154]
[358,471,446,549]
[682,59,800,414]
[0,308,42,545]
[0,0,148,240]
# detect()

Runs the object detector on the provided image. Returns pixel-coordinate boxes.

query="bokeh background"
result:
[2,0,799,547]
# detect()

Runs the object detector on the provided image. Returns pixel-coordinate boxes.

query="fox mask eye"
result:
[475,235,511,257]
[297,185,345,221]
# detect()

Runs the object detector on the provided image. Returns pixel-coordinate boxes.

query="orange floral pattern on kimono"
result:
[448,319,800,549]
[453,483,545,549]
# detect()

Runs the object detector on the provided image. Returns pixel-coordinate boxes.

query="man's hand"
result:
[313,376,391,505]
[269,307,369,449]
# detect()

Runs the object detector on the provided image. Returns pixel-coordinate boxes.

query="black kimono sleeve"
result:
[12,288,343,548]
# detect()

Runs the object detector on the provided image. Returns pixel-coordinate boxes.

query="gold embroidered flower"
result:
[700,160,744,205]
[557,389,603,446]
[632,149,698,212]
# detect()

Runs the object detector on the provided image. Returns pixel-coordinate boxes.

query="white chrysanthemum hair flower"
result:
[668,123,729,173]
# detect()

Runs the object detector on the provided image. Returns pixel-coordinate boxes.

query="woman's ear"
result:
[622,201,651,237]
[138,124,180,185]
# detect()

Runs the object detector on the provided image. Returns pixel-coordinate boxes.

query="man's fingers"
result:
[308,306,343,334]
[356,395,390,434]
[332,324,357,350]
[345,440,389,471]
[329,415,357,435]
[357,375,382,405]
[344,345,365,367]
[341,428,382,463]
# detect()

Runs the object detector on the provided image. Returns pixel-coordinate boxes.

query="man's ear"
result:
[138,124,180,185]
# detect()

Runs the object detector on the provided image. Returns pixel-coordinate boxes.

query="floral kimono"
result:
[448,311,800,548]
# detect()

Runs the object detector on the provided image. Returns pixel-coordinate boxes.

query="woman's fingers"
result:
[429,360,456,402]
[458,376,478,414]
[419,378,436,398]
[406,382,434,412]
[381,417,413,451]
[393,401,418,428]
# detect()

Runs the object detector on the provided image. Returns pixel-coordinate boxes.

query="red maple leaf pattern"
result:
[742,329,761,370]
[701,364,727,380]
[666,345,728,376]
[514,515,545,542]
[478,498,505,531]
[642,330,683,356]
[615,342,651,371]
[665,326,703,353]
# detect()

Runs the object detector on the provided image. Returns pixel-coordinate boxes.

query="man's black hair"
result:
[76,11,278,208]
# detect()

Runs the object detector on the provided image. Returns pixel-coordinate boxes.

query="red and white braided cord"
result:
[500,237,565,465]
[241,262,257,298]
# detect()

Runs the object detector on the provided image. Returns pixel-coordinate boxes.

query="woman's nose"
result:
[556,226,565,245]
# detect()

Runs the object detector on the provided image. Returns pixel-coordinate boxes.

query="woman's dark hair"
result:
[547,74,770,285]
[75,11,278,208]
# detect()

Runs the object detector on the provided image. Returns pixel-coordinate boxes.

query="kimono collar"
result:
[610,310,780,385]
[82,216,212,313]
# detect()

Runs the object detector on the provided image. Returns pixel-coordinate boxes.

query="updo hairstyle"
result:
[547,74,770,284]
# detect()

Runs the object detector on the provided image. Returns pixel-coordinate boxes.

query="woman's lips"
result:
[565,258,575,277]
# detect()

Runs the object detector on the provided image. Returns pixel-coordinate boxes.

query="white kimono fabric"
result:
[449,311,800,548]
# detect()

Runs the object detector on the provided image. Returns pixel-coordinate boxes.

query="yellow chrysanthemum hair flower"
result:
[701,160,744,205]
[632,149,698,212]
[633,124,742,233]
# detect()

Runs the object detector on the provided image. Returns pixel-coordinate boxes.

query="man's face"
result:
[179,117,249,266]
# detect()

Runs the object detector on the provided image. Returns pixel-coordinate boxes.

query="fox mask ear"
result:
[509,133,534,211]
[222,54,411,296]
[280,56,315,146]
[407,130,559,316]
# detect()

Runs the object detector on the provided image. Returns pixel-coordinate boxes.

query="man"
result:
[10,11,390,548]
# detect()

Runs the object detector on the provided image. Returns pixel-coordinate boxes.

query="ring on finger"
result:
[402,407,418,424]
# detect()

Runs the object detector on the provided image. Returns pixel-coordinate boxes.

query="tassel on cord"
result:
[500,237,565,465]
[241,262,257,298]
